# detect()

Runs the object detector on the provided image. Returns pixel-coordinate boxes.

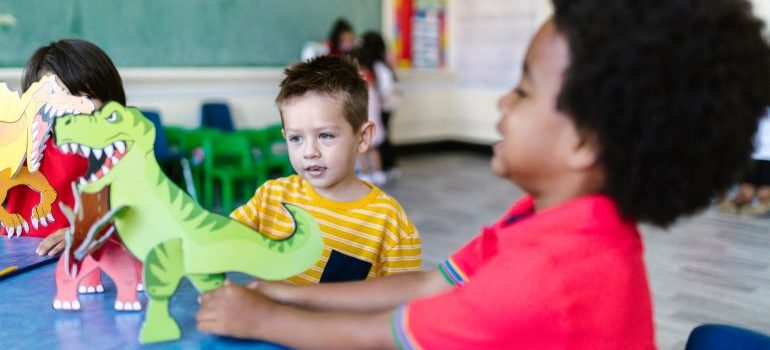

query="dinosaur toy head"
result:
[0,75,94,174]
[54,102,155,193]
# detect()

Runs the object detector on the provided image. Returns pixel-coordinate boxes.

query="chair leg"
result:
[180,159,198,202]
[204,175,213,210]
[221,176,234,214]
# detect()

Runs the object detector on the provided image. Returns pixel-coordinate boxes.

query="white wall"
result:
[0,67,285,129]
[754,0,770,34]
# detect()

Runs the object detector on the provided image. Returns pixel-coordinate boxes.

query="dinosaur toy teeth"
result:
[60,141,129,185]
[27,102,67,172]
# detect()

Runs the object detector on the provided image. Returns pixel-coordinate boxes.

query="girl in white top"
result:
[352,32,398,186]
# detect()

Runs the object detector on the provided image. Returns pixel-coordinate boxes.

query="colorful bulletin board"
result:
[393,0,447,68]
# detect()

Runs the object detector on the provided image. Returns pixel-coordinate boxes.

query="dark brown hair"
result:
[22,39,125,105]
[276,55,368,131]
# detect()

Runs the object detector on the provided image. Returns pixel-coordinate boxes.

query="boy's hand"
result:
[196,280,275,340]
[36,228,66,256]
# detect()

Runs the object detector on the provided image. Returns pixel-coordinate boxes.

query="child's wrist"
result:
[250,296,282,339]
[257,281,294,304]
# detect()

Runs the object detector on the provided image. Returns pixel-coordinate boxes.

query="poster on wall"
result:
[393,0,447,69]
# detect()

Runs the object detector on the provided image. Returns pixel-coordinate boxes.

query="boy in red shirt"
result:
[196,0,770,348]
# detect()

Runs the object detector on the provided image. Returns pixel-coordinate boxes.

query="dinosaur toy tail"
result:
[185,203,324,281]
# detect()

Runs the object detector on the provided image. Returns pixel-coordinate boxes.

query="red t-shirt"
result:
[391,195,655,349]
[3,138,88,237]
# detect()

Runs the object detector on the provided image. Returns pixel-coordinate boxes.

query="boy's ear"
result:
[356,121,376,153]
[568,131,601,170]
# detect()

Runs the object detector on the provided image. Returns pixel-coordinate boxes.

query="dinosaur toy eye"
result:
[106,112,118,123]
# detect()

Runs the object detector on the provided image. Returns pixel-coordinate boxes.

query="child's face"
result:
[339,31,355,53]
[281,93,370,195]
[492,20,588,191]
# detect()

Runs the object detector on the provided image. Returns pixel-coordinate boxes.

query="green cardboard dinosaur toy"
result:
[54,102,324,343]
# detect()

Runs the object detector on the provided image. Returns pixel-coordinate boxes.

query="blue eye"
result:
[288,135,302,143]
[319,133,334,140]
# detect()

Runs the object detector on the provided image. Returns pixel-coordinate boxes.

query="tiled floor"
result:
[383,152,770,350]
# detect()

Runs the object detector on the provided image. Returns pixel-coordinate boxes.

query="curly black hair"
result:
[552,0,770,227]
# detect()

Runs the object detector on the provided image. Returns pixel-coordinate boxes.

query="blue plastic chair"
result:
[200,102,235,132]
[142,110,184,162]
[686,324,770,350]
[142,109,198,200]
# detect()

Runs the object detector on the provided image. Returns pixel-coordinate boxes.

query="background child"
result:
[5,39,127,290]
[229,56,421,284]
[719,108,770,215]
[301,18,356,61]
[361,31,403,180]
[351,44,388,186]
[197,0,770,348]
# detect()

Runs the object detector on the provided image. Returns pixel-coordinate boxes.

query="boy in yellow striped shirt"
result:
[230,56,421,284]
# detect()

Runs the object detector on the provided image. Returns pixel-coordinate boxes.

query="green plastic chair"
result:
[163,126,189,154]
[262,124,294,177]
[238,129,271,187]
[181,128,221,202]
[201,133,260,213]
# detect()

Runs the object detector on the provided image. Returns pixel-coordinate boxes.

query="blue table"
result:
[0,236,58,279]
[0,237,287,349]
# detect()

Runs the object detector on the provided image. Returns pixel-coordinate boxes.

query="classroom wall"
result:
[1,0,767,145]
[0,0,381,67]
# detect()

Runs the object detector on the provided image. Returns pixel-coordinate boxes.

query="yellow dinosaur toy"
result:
[0,75,94,236]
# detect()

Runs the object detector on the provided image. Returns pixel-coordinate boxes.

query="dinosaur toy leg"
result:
[140,239,185,343]
[78,270,104,294]
[0,169,29,236]
[75,189,109,293]
[188,272,225,293]
[53,254,99,310]
[134,259,144,291]
[16,168,57,230]
[97,240,142,311]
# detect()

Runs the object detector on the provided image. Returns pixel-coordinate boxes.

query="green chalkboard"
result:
[0,0,381,67]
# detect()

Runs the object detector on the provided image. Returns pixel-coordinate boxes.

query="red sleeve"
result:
[392,249,568,349]
[437,226,489,286]
[438,195,534,286]
[3,139,88,237]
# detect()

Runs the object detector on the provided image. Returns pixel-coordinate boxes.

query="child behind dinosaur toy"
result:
[4,39,133,292]
[230,56,421,284]
[4,39,125,252]
[197,0,770,348]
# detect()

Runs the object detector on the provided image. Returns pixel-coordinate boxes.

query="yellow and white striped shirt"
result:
[231,175,421,284]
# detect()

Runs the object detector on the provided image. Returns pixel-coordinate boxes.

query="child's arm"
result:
[252,268,450,312]
[197,280,397,349]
